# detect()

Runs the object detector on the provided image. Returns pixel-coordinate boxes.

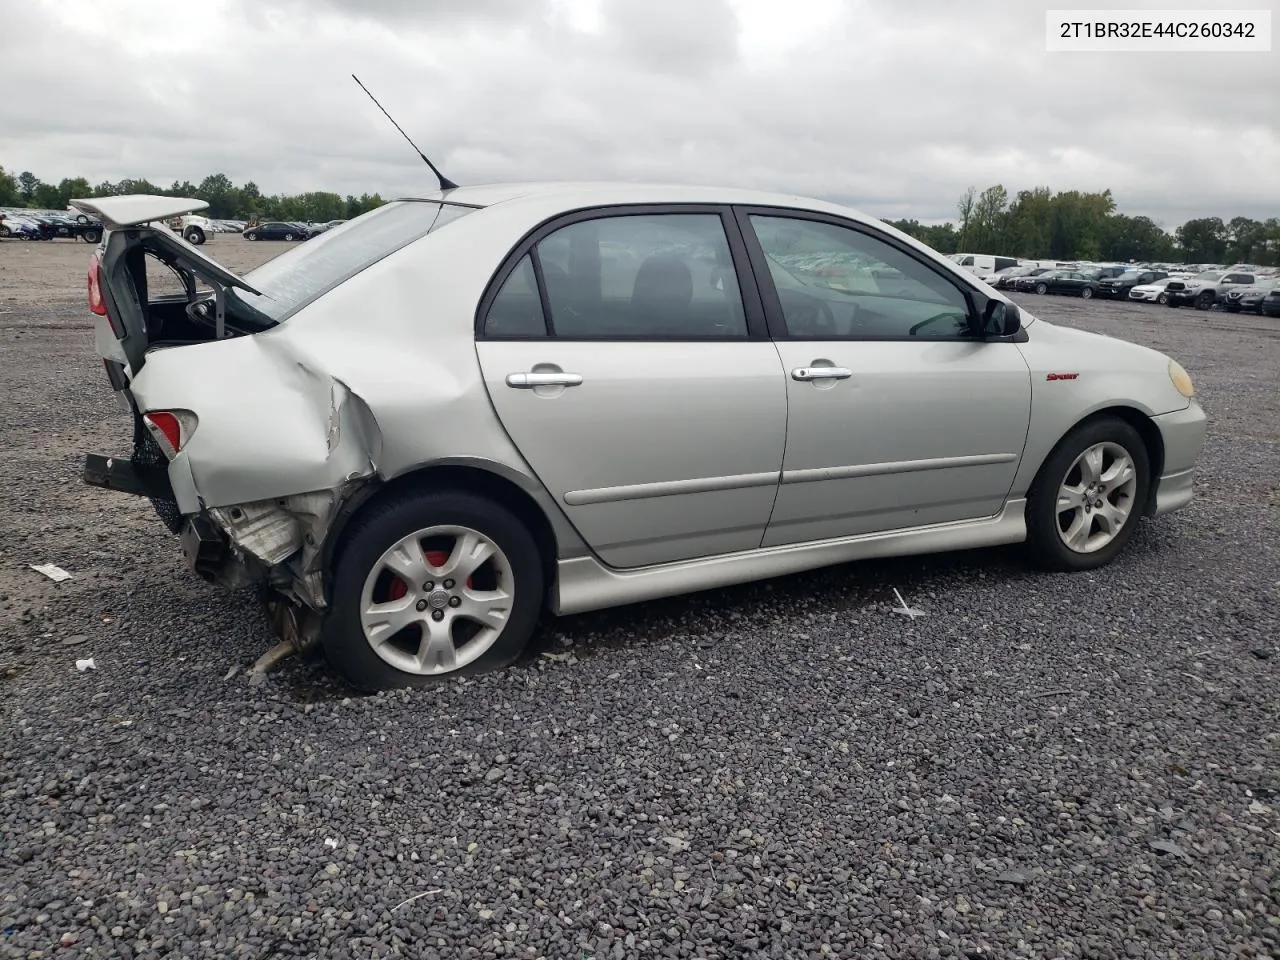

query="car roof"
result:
[396,180,881,220]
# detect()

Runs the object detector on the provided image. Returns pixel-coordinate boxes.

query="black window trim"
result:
[730,205,1023,344]
[474,203,770,343]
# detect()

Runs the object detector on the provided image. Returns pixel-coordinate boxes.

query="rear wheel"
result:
[1157,293,1169,305]
[1025,417,1150,572]
[322,490,544,691]
[1196,291,1214,310]
[0,225,10,239]
[81,228,101,244]
[1081,286,1094,299]
[183,227,205,245]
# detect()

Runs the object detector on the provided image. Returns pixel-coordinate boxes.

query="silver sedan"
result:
[74,184,1206,690]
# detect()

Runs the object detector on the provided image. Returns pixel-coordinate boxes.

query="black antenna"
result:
[352,73,458,191]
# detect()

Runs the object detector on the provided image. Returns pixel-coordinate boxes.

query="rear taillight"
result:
[87,253,125,338]
[142,410,197,458]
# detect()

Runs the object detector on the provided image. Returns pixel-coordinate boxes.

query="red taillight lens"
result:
[144,411,184,456]
[87,255,107,316]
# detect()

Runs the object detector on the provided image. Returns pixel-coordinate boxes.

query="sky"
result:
[2,0,1276,226]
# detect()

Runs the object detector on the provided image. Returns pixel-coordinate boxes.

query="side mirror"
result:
[981,299,1022,338]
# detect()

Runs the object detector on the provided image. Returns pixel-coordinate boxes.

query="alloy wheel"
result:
[358,525,515,676]
[1056,442,1138,554]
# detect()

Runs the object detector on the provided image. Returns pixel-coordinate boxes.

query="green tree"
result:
[0,164,19,206]
[32,183,61,209]
[1175,217,1228,263]
[18,171,39,203]
[55,177,93,209]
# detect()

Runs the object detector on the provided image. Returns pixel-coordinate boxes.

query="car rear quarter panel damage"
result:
[125,207,593,607]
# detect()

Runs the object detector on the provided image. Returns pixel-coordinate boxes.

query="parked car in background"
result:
[312,219,347,235]
[1020,269,1099,297]
[1164,270,1258,310]
[1010,268,1065,293]
[73,185,1205,691]
[0,214,49,240]
[1095,269,1169,299]
[1224,277,1280,313]
[949,253,1021,277]
[243,221,309,241]
[1128,277,1179,304]
[1261,286,1280,317]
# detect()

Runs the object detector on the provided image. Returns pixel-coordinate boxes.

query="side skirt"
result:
[552,499,1028,616]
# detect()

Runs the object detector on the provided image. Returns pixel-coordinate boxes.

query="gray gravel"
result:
[2,284,1278,959]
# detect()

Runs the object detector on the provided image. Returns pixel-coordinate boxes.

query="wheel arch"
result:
[1029,405,1165,514]
[321,461,567,604]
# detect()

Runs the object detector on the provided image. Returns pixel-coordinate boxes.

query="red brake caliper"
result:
[387,547,473,602]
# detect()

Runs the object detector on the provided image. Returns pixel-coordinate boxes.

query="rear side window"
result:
[485,254,546,338]
[235,201,474,321]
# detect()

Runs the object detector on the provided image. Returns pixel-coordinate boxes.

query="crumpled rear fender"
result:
[130,331,383,512]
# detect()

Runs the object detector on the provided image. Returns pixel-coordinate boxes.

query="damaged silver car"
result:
[75,185,1206,691]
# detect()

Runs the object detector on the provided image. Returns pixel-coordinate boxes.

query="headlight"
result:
[1169,359,1195,398]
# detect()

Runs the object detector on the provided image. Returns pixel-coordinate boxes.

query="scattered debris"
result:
[540,651,578,664]
[995,869,1032,885]
[75,658,97,673]
[662,836,691,852]
[891,588,926,618]
[1248,800,1271,816]
[392,889,443,911]
[30,563,73,582]
[249,639,296,679]
[1250,648,1274,661]
[324,837,340,849]
[60,634,90,647]
[1149,838,1191,861]
[223,666,240,681]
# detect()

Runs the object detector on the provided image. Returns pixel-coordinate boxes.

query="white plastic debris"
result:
[31,563,73,582]
[324,837,339,849]
[891,588,927,618]
[75,658,97,672]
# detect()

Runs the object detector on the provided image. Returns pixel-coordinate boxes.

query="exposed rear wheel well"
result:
[324,465,559,600]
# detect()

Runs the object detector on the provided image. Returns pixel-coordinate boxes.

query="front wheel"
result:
[245,232,258,240]
[1025,417,1150,572]
[322,490,544,691]
[1195,291,1214,310]
[284,232,294,241]
[0,225,10,239]
[1035,283,1048,295]
[184,228,205,245]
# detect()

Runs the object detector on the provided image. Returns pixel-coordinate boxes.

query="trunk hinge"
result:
[214,284,227,340]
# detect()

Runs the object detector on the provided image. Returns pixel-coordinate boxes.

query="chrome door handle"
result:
[792,366,852,381]
[506,372,584,388]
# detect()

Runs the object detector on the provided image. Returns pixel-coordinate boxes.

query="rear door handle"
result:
[792,367,852,381]
[506,372,584,388]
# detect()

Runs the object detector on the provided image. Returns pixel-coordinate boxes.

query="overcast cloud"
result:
[3,0,1276,225]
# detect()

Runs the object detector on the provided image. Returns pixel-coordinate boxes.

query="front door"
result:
[475,207,788,569]
[735,209,1033,547]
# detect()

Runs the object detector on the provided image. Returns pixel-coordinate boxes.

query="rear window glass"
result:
[234,200,475,321]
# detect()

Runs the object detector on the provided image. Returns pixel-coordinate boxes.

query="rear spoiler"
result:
[75,195,263,298]
[70,195,209,230]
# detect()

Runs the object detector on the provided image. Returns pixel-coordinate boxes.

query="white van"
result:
[949,253,1021,277]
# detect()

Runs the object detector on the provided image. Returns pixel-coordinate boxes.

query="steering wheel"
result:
[908,312,963,336]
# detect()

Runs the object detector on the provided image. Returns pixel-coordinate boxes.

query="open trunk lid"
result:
[71,195,211,230]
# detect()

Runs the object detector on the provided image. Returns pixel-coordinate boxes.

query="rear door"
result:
[474,205,788,569]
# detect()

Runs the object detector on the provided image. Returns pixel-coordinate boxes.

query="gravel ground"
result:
[2,239,1278,959]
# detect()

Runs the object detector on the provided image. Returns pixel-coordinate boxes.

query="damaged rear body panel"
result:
[81,195,589,636]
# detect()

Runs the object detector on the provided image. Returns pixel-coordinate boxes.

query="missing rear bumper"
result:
[83,453,175,500]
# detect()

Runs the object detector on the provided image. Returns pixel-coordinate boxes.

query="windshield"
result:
[234,200,475,321]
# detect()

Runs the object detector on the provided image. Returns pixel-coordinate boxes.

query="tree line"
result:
[0,164,385,224]
[886,185,1280,266]
[4,163,1275,265]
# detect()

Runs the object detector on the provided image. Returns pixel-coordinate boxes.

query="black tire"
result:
[321,489,544,691]
[1157,293,1169,305]
[284,232,294,241]
[1081,286,1094,299]
[1195,291,1214,310]
[76,213,90,224]
[245,232,258,241]
[81,228,102,244]
[1035,283,1048,295]
[1025,417,1151,572]
[184,227,205,245]
[0,225,10,239]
